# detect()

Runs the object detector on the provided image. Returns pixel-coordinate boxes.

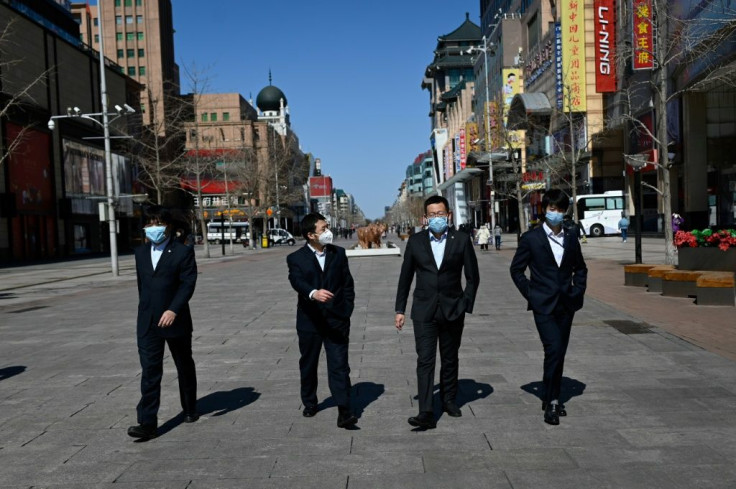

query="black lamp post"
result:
[625,154,648,264]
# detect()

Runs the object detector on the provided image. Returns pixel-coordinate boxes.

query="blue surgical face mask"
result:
[145,225,167,244]
[545,211,564,226]
[428,216,448,234]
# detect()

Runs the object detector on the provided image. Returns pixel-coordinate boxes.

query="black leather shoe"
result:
[127,424,157,440]
[408,412,436,429]
[302,405,318,417]
[183,413,199,423]
[337,408,358,428]
[443,401,462,417]
[544,404,560,425]
[542,402,567,416]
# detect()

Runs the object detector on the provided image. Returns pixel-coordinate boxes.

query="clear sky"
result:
[172,0,480,219]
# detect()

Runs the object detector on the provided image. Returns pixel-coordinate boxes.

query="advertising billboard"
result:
[594,0,617,92]
[560,0,588,111]
[309,176,333,198]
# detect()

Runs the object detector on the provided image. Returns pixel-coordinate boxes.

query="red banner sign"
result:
[309,176,332,198]
[594,0,616,91]
[632,0,654,70]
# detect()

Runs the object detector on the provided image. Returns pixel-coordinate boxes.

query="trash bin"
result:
[261,235,269,248]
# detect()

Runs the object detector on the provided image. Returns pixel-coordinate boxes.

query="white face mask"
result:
[317,229,333,245]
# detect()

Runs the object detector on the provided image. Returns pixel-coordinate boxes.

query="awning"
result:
[437,168,484,192]
[507,93,553,129]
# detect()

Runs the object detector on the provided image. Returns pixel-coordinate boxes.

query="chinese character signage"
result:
[555,23,563,109]
[465,123,480,155]
[594,0,616,92]
[632,0,654,70]
[560,0,587,111]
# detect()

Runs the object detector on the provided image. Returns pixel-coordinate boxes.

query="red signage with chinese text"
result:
[632,0,654,70]
[594,0,616,92]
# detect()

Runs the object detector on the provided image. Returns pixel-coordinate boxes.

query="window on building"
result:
[126,32,134,41]
[124,0,133,6]
[141,103,145,114]
[115,16,122,24]
[136,0,143,5]
[127,67,136,76]
[117,49,124,58]
[137,31,144,40]
[116,32,123,41]
[223,112,230,121]
[138,48,144,57]
[126,15,133,24]
[114,0,121,6]
[210,113,217,122]
[139,66,146,76]
[449,69,461,88]
[94,34,99,43]
[127,49,134,57]
[136,15,143,23]
[527,13,540,49]
[201,113,208,122]
[93,17,98,26]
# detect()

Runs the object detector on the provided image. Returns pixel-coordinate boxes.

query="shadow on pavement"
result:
[520,377,586,405]
[157,386,261,436]
[316,381,385,417]
[0,366,25,381]
[455,378,494,407]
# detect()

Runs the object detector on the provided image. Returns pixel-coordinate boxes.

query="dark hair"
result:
[424,195,450,214]
[301,212,326,239]
[541,189,569,212]
[144,205,172,225]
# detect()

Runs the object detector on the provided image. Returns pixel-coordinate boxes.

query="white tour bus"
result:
[206,221,250,244]
[575,191,624,237]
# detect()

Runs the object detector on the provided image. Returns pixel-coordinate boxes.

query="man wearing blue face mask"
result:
[395,196,480,429]
[510,189,587,426]
[128,206,198,441]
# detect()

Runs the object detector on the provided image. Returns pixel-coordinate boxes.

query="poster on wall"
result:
[62,139,133,215]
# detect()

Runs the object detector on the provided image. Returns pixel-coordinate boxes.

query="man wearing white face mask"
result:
[510,189,587,426]
[128,206,198,441]
[287,213,357,428]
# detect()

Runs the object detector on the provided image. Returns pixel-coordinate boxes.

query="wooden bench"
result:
[696,272,736,306]
[647,265,676,293]
[624,264,657,287]
[661,270,706,298]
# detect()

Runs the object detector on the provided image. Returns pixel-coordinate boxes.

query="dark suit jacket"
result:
[287,244,355,332]
[509,224,587,315]
[395,228,480,323]
[134,239,198,338]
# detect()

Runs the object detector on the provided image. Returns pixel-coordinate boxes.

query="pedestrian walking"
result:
[476,224,491,252]
[494,223,503,250]
[286,213,358,429]
[128,206,199,441]
[618,214,630,243]
[672,213,684,234]
[577,221,587,243]
[394,196,480,429]
[509,189,588,426]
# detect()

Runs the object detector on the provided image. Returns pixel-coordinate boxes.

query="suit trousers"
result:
[136,329,197,426]
[297,326,351,408]
[413,307,464,413]
[532,304,574,404]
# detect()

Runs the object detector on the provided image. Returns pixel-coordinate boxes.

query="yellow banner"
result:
[501,69,524,150]
[465,122,480,154]
[561,0,587,111]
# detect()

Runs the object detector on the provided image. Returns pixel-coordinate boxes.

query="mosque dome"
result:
[256,85,287,112]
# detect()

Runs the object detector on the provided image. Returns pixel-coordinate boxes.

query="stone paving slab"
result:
[2,237,736,487]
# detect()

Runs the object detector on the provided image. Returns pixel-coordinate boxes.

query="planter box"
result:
[678,247,736,272]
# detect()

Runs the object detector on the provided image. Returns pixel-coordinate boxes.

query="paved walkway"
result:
[1,236,735,488]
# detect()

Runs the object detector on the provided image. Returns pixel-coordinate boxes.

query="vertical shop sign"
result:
[560,0,587,111]
[633,0,654,70]
[594,0,616,92]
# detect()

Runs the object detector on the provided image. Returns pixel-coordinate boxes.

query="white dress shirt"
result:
[543,222,565,267]
[150,237,170,270]
[307,243,326,300]
[429,230,448,269]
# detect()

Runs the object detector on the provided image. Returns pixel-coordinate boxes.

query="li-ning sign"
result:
[594,0,616,92]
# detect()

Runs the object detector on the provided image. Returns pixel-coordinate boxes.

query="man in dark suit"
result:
[128,206,198,440]
[395,196,480,429]
[287,213,357,428]
[510,189,587,425]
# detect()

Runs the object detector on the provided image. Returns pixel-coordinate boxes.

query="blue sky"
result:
[172,0,480,219]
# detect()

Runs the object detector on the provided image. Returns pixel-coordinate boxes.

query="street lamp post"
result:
[467,36,496,235]
[625,154,648,264]
[48,5,134,277]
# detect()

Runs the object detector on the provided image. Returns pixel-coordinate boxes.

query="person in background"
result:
[509,189,587,426]
[672,213,684,234]
[476,224,491,252]
[494,223,503,250]
[618,213,630,243]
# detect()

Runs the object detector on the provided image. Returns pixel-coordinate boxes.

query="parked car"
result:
[269,228,296,246]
